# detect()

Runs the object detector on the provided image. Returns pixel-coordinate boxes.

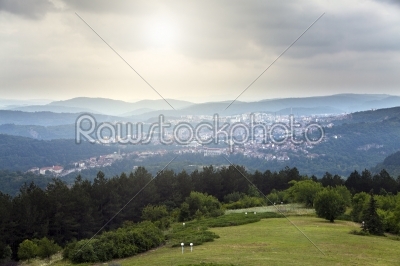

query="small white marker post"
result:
[245,212,247,215]
[181,242,184,254]
[190,243,193,252]
[183,222,185,226]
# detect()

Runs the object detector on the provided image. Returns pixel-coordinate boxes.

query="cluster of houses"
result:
[28,165,64,175]
[26,152,123,177]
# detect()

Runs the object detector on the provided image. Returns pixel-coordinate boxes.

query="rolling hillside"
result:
[0,134,118,171]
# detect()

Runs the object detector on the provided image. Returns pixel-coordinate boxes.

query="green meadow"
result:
[115,216,399,266]
[42,207,399,266]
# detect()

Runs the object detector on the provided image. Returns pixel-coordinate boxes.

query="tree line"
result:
[1,165,400,262]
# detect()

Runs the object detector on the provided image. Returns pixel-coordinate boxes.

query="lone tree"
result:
[313,187,346,223]
[362,191,384,235]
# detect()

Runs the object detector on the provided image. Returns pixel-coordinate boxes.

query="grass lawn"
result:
[117,216,399,266]
[225,204,315,216]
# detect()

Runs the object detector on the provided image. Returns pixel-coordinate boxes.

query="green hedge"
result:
[64,221,164,263]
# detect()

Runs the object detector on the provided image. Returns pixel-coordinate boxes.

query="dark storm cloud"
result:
[0,0,55,19]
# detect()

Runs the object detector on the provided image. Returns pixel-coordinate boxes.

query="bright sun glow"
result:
[147,18,179,48]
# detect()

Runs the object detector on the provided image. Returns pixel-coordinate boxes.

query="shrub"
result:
[0,244,12,262]
[350,229,370,236]
[223,196,265,210]
[167,221,219,247]
[65,222,164,263]
[223,192,243,203]
[68,239,99,263]
[179,192,224,221]
[17,240,38,261]
[35,237,61,259]
[141,204,171,229]
[266,189,285,205]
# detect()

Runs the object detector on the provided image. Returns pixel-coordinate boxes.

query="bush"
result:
[195,212,282,228]
[377,209,400,234]
[68,240,99,263]
[141,204,171,229]
[35,237,61,259]
[336,213,352,221]
[17,240,38,261]
[350,229,370,236]
[167,220,219,247]
[223,192,244,203]
[62,240,76,261]
[266,189,285,205]
[179,192,224,221]
[65,222,164,263]
[0,244,12,262]
[223,196,265,210]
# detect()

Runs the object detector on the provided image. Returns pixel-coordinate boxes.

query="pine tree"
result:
[362,191,384,235]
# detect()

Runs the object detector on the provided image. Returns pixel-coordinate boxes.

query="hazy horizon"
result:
[2,92,400,106]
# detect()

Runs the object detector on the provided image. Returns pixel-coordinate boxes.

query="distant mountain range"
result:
[2,94,400,118]
[0,99,51,109]
[4,97,194,116]
[0,110,135,126]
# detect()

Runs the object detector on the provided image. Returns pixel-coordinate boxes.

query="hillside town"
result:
[27,112,349,177]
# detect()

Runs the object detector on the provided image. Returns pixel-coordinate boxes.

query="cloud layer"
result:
[0,0,399,102]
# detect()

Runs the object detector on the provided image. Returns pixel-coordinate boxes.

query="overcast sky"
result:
[1,0,399,103]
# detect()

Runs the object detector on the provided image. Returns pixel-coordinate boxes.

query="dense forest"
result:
[1,165,400,262]
[372,150,400,178]
[0,124,76,140]
[0,170,54,196]
[0,134,118,171]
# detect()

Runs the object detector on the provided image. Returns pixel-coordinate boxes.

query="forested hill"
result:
[0,134,117,171]
[372,151,400,178]
[334,106,400,125]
